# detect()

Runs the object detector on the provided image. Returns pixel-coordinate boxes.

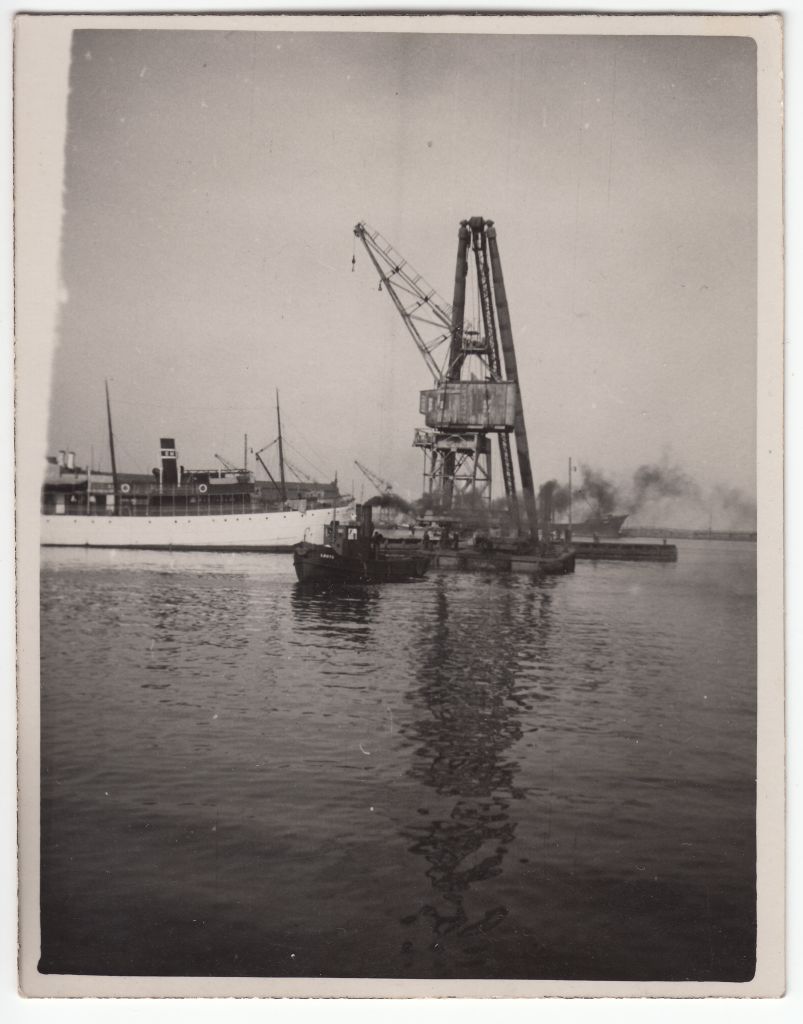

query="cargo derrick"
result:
[354,219,538,542]
[354,459,394,496]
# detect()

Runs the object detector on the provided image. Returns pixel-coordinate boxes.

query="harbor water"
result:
[38,541,756,980]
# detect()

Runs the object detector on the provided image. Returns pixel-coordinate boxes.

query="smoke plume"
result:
[709,485,757,532]
[631,462,701,507]
[538,459,756,532]
[575,464,618,515]
[365,493,414,514]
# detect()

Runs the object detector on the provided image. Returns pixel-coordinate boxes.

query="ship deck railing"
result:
[41,496,326,517]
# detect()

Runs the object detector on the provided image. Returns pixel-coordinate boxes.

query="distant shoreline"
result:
[620,528,757,542]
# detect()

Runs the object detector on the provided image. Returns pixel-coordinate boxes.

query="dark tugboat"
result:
[293,503,430,585]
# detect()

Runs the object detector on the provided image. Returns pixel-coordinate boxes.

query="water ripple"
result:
[39,542,756,981]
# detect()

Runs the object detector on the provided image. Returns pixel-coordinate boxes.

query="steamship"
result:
[41,439,352,553]
[570,513,628,538]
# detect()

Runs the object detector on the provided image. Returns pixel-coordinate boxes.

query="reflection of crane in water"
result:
[397,578,554,974]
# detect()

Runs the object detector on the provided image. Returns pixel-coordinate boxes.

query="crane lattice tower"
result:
[354,216,538,541]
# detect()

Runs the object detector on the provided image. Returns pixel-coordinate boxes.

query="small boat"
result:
[293,504,430,584]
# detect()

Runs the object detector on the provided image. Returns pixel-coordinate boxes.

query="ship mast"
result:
[276,389,287,504]
[104,379,120,515]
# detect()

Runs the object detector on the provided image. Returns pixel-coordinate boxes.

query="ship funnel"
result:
[160,438,179,486]
[57,450,66,468]
[65,451,75,470]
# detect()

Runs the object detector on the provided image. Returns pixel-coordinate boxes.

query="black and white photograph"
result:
[14,12,784,999]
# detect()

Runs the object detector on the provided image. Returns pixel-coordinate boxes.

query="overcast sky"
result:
[47,28,757,500]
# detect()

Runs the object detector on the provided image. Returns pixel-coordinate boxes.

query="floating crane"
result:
[353,218,538,541]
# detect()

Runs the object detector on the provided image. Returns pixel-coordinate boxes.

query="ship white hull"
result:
[41,504,352,552]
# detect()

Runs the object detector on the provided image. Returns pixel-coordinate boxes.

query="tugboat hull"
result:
[293,542,430,584]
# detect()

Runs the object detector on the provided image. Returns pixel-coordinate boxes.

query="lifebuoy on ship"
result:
[120,482,131,494]
[198,483,208,494]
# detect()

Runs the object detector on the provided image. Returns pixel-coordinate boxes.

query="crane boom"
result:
[214,453,238,472]
[283,455,312,482]
[254,438,277,457]
[275,390,287,503]
[253,445,309,489]
[354,460,394,495]
[254,451,282,495]
[354,222,452,382]
[105,379,119,516]
[256,445,312,484]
